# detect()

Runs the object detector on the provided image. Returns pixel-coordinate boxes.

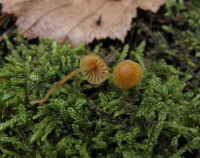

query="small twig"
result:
[4,16,14,28]
[156,14,186,23]
[0,25,16,42]
[0,15,10,26]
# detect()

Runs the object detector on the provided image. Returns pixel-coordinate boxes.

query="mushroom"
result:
[30,55,109,105]
[113,60,143,89]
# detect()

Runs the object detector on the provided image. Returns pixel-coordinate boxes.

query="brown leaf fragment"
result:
[0,0,166,46]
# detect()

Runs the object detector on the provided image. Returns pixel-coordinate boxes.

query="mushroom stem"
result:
[30,55,109,105]
[30,67,86,105]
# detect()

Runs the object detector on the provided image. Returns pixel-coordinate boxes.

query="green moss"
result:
[0,0,200,157]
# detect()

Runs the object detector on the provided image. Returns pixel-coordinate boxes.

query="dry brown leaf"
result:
[0,0,166,46]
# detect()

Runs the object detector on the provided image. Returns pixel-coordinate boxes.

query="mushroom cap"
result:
[113,60,143,89]
[80,55,109,84]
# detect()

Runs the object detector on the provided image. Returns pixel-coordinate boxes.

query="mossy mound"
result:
[0,0,200,157]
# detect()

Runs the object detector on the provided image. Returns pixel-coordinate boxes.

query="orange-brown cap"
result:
[113,60,143,89]
[80,55,109,84]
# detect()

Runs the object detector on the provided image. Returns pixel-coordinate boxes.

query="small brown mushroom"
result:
[113,60,143,89]
[30,55,109,105]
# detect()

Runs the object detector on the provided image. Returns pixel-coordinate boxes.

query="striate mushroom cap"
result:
[113,60,143,89]
[80,55,109,84]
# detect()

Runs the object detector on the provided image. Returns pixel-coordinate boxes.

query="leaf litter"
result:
[0,0,166,46]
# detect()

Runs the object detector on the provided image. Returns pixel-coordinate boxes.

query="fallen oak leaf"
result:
[0,0,166,46]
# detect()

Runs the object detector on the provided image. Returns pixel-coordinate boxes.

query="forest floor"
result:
[0,0,200,157]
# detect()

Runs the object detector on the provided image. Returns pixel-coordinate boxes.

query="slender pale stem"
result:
[30,67,85,105]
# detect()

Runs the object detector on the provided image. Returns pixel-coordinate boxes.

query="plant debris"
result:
[0,0,166,46]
